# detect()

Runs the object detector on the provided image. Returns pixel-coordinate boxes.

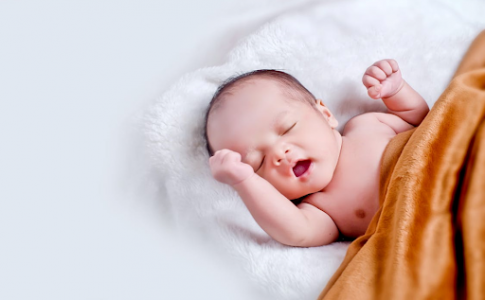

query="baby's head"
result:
[204,70,342,199]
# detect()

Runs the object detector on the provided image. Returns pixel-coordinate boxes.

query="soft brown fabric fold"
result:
[318,30,485,300]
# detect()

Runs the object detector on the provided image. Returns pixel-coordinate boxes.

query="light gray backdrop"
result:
[0,0,317,299]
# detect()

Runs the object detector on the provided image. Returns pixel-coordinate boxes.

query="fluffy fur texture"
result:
[144,0,485,299]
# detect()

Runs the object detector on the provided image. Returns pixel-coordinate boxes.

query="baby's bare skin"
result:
[207,59,429,247]
[303,112,408,238]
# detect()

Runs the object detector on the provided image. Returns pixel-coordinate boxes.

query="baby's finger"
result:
[211,149,229,163]
[220,150,241,165]
[365,66,387,81]
[209,152,222,167]
[367,84,381,99]
[387,59,399,72]
[362,74,380,88]
[374,60,393,76]
[228,151,242,162]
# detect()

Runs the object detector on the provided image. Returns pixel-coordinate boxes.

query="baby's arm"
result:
[209,149,339,247]
[363,59,429,126]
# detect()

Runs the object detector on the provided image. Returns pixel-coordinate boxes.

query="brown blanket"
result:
[319,31,485,300]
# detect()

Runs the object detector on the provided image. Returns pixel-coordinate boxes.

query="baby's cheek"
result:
[255,168,265,179]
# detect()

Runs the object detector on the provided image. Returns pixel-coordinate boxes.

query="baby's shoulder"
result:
[343,112,392,135]
[344,112,414,136]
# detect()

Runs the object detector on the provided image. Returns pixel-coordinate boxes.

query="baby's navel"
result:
[355,209,366,219]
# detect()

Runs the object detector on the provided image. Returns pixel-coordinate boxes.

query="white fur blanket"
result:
[144,0,485,298]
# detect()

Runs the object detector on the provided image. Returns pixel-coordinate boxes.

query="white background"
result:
[0,0,315,299]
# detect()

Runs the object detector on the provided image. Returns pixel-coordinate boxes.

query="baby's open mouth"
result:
[293,160,311,177]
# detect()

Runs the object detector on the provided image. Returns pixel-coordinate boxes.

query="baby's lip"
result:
[292,160,312,177]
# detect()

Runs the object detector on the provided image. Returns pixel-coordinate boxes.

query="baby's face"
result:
[207,78,342,199]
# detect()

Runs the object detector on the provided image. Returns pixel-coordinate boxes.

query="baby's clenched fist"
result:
[363,59,404,99]
[209,149,254,187]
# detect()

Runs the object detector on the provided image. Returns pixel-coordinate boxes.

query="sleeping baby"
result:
[204,59,429,247]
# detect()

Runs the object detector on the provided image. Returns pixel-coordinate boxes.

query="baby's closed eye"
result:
[281,122,297,135]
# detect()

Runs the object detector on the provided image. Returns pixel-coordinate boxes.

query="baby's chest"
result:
[314,134,393,236]
[350,134,391,173]
[342,132,393,195]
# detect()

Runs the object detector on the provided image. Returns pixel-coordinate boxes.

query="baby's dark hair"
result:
[203,69,316,156]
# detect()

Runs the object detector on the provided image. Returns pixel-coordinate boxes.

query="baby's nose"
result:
[273,147,291,165]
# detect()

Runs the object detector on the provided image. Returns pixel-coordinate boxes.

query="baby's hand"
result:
[363,59,404,99]
[209,149,255,187]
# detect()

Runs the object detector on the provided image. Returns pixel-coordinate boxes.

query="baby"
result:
[204,59,429,247]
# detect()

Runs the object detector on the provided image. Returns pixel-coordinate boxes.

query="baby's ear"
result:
[314,99,325,107]
[315,99,338,129]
